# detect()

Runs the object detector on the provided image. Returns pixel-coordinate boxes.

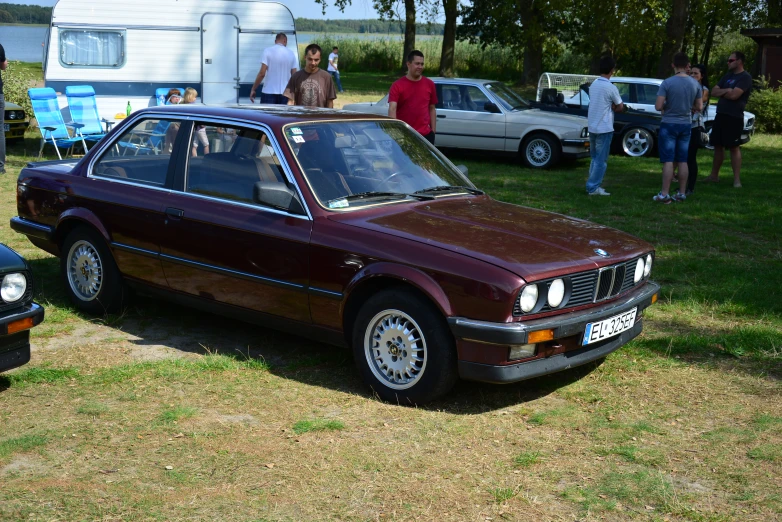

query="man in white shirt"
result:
[250,33,298,104]
[585,55,625,196]
[327,46,344,93]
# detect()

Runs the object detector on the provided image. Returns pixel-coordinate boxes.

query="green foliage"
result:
[292,418,345,434]
[0,2,51,24]
[297,18,444,35]
[512,451,541,467]
[302,36,523,80]
[158,406,198,424]
[747,77,782,134]
[490,487,517,503]
[7,366,80,386]
[2,61,35,118]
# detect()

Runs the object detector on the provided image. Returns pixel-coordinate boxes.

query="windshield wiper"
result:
[413,185,485,196]
[326,191,434,206]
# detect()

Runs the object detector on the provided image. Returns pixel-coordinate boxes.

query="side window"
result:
[185,124,285,205]
[59,30,126,68]
[464,86,491,112]
[637,84,659,104]
[613,82,631,103]
[441,85,463,110]
[92,118,181,186]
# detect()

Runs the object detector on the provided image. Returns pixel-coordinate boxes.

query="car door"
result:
[435,83,506,150]
[87,115,188,288]
[159,120,312,322]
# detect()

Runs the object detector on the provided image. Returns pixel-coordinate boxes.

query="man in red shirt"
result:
[388,50,438,144]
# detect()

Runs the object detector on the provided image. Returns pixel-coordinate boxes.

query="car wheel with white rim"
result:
[520,133,561,169]
[352,288,457,405]
[61,227,127,314]
[621,127,654,157]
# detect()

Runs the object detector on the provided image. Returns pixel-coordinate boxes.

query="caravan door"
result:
[202,14,239,104]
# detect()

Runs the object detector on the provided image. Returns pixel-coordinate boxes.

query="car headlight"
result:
[644,254,653,277]
[581,127,589,138]
[519,284,538,313]
[634,258,644,283]
[547,279,565,308]
[1,273,27,302]
[7,111,16,120]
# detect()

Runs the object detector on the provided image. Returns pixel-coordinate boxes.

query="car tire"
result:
[352,288,458,405]
[61,227,127,314]
[520,133,560,169]
[621,127,655,157]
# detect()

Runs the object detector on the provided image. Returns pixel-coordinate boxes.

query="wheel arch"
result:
[54,209,111,250]
[517,128,562,153]
[341,264,454,347]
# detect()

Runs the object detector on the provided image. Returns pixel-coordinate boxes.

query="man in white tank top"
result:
[250,33,299,105]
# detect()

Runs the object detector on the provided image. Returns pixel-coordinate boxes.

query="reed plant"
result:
[299,36,524,80]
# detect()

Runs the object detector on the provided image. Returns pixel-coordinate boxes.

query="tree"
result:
[656,0,690,78]
[439,0,457,76]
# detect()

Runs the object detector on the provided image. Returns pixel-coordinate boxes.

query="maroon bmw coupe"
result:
[11,105,658,404]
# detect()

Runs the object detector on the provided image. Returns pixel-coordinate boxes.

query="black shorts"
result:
[423,131,436,145]
[710,113,743,148]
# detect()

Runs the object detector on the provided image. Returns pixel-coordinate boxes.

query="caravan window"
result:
[59,30,126,68]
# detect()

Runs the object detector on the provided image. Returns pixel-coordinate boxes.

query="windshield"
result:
[486,82,531,111]
[283,120,475,209]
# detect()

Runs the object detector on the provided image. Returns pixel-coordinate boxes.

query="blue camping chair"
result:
[65,85,107,143]
[155,87,186,106]
[28,87,89,159]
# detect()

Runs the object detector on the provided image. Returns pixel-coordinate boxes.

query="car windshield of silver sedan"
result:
[284,120,479,209]
[485,82,531,111]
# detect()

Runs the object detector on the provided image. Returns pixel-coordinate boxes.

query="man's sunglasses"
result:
[727,58,737,63]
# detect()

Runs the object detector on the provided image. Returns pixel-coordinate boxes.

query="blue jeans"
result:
[586,131,613,193]
[329,70,343,92]
[0,94,5,172]
[658,123,691,163]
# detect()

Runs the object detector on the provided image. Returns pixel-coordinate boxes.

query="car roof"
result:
[611,77,663,85]
[427,77,499,85]
[137,104,390,127]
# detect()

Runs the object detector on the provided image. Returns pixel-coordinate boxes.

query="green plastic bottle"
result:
[126,101,132,116]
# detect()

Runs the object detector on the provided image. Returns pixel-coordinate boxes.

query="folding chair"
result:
[28,87,89,159]
[65,85,107,143]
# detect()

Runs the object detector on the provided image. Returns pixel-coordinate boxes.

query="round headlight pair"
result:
[1,273,27,303]
[633,254,654,283]
[8,111,17,120]
[520,279,566,313]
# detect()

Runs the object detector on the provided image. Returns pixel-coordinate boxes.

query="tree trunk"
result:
[523,41,543,85]
[402,0,416,71]
[656,0,690,78]
[701,18,717,75]
[439,0,457,76]
[691,25,700,65]
[770,0,782,24]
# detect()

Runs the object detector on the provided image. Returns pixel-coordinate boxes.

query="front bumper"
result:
[0,302,45,373]
[449,281,659,384]
[561,138,590,159]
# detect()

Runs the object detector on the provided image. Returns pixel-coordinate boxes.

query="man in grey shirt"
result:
[653,52,702,203]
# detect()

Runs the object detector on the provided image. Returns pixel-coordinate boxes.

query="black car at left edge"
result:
[0,244,44,373]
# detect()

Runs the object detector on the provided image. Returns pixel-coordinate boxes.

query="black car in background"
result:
[0,244,44,373]
[530,87,663,158]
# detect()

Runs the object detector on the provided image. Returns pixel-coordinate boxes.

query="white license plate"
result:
[582,307,637,346]
[3,124,9,132]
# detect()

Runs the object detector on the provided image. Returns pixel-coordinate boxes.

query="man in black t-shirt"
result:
[0,42,7,174]
[705,51,753,187]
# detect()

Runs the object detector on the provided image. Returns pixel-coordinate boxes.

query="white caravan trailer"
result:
[43,0,297,121]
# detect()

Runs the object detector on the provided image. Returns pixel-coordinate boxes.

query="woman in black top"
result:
[686,64,709,195]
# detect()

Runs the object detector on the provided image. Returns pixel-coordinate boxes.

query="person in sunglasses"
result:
[705,51,752,188]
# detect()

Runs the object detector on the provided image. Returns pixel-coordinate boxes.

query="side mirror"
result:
[456,165,469,178]
[253,182,305,215]
[484,102,501,114]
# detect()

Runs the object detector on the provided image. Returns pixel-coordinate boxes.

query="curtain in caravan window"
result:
[60,30,125,67]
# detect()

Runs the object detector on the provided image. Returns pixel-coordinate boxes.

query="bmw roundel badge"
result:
[594,248,611,258]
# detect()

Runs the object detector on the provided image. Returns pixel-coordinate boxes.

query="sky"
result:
[2,0,384,20]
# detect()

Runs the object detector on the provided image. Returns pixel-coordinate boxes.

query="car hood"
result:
[0,244,29,272]
[513,108,588,128]
[328,197,651,280]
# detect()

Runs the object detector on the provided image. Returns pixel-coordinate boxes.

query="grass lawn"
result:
[0,84,780,521]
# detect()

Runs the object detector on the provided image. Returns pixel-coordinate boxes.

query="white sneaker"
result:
[588,187,610,196]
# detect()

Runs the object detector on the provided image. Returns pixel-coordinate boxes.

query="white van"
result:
[43,0,297,121]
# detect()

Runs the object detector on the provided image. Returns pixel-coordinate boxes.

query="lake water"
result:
[1,25,436,63]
